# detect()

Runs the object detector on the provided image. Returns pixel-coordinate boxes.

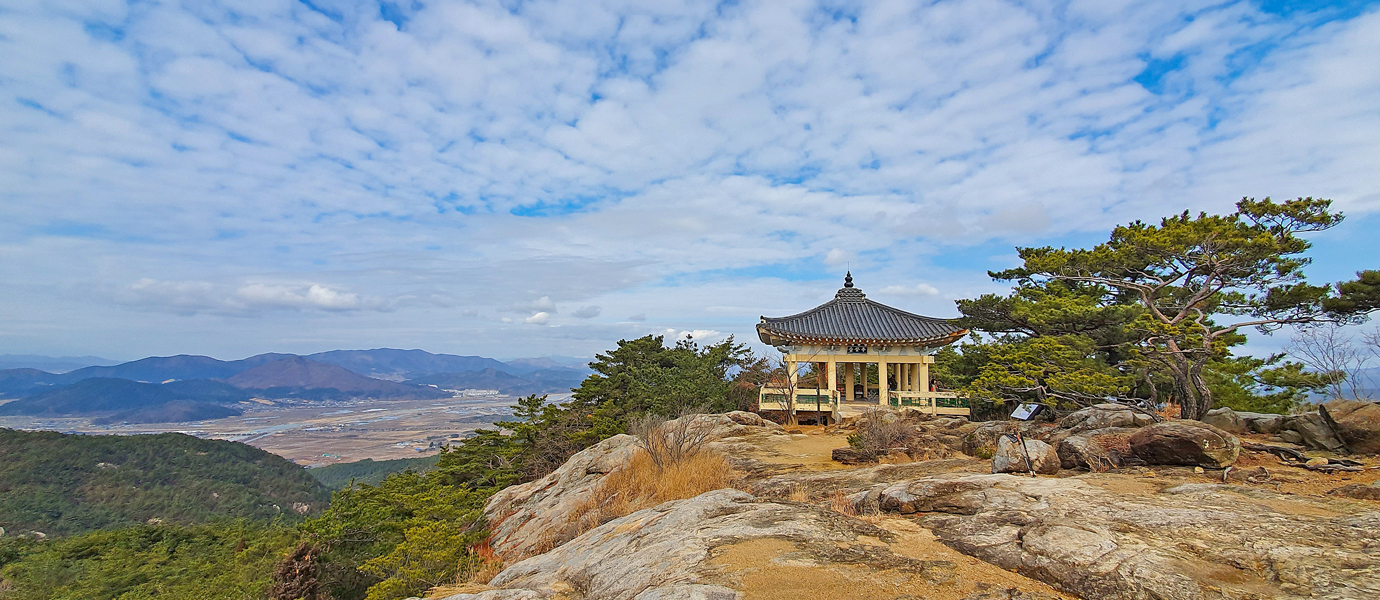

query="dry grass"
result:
[829,490,857,516]
[787,485,809,502]
[1157,402,1181,421]
[566,448,735,540]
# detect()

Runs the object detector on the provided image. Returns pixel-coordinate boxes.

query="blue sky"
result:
[2,0,1379,361]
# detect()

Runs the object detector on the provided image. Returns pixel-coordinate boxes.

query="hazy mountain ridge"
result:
[0,349,589,423]
[0,378,248,423]
[227,357,450,399]
[0,354,118,373]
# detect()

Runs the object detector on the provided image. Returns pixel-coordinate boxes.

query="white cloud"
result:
[524,311,551,325]
[1,0,1377,359]
[878,284,942,298]
[571,305,602,318]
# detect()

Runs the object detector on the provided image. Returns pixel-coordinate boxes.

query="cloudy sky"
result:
[2,0,1378,362]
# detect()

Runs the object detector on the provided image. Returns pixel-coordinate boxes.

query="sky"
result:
[2,0,1379,362]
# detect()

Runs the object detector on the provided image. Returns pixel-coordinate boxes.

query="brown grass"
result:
[1157,402,1181,421]
[566,448,735,540]
[829,490,857,516]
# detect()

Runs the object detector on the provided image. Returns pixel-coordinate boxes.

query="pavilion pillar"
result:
[878,357,889,406]
[910,362,920,391]
[844,362,855,402]
[826,359,837,407]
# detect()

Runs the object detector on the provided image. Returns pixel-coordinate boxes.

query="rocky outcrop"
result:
[1285,412,1347,452]
[482,412,783,559]
[483,434,640,559]
[1236,411,1285,434]
[448,489,961,600]
[1320,400,1380,455]
[852,473,1380,600]
[1201,407,1247,433]
[1057,404,1154,434]
[1128,420,1240,468]
[991,436,1058,474]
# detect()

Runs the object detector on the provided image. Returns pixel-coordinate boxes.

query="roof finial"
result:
[844,271,854,288]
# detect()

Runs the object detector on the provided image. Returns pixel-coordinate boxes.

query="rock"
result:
[831,447,870,465]
[483,434,639,559]
[452,489,961,600]
[1284,412,1347,452]
[1279,429,1305,444]
[1237,411,1286,434]
[1330,480,1380,501]
[1305,457,1329,467]
[1057,403,1154,434]
[1128,420,1240,468]
[991,436,1058,475]
[1202,407,1247,434]
[862,473,1380,600]
[1319,400,1380,455]
[1055,428,1135,470]
[483,413,785,559]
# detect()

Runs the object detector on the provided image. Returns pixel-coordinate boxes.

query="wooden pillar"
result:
[827,359,837,405]
[910,362,920,391]
[919,360,931,413]
[844,362,855,402]
[878,357,889,406]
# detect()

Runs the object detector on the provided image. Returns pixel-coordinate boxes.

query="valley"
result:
[0,393,563,467]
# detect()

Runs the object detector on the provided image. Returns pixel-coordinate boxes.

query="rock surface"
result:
[991,436,1058,474]
[448,489,1011,600]
[1286,412,1348,452]
[1128,420,1240,468]
[852,473,1380,600]
[1201,407,1247,433]
[482,412,783,559]
[1057,404,1154,434]
[1320,400,1380,455]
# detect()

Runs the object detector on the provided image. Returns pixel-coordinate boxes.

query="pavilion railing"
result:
[758,388,836,412]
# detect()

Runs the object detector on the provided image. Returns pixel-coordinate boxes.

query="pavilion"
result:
[755,272,970,424]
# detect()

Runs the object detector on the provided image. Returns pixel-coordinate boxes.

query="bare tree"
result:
[762,348,823,426]
[1289,323,1370,400]
[628,406,713,470]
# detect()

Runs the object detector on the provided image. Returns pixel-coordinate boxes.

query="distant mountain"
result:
[502,356,591,374]
[306,348,512,381]
[0,378,246,423]
[57,353,293,384]
[0,429,330,536]
[227,357,450,399]
[0,368,66,398]
[408,366,586,395]
[0,354,118,373]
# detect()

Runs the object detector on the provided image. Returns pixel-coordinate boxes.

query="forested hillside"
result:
[309,455,441,490]
[0,429,330,537]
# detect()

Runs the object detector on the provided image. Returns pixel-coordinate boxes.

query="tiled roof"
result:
[756,273,966,347]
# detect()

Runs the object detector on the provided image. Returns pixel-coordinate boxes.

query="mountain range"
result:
[0,349,590,424]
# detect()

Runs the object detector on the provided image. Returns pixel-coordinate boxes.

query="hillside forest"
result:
[1,197,1377,600]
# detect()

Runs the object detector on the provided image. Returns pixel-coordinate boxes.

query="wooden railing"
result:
[758,388,835,411]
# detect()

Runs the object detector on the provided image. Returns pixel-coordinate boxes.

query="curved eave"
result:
[756,323,968,349]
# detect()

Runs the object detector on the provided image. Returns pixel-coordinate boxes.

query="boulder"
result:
[1237,411,1285,434]
[991,436,1059,475]
[855,473,1380,600]
[1279,429,1305,444]
[1201,407,1247,434]
[1057,403,1154,433]
[1055,427,1136,470]
[1319,400,1380,455]
[1128,420,1240,468]
[1284,412,1347,452]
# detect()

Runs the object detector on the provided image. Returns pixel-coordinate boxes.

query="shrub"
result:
[847,408,912,461]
